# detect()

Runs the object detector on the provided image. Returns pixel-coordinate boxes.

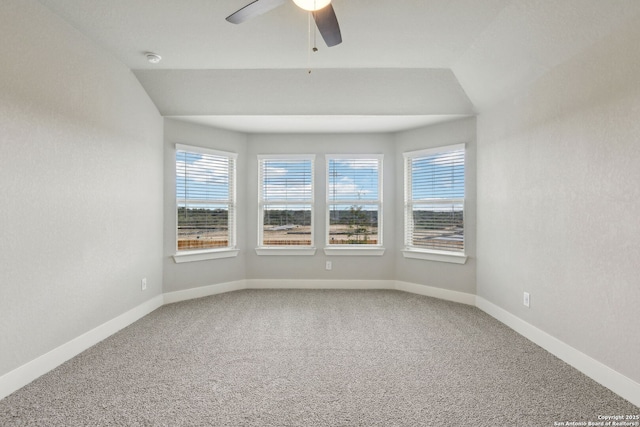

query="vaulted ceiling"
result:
[36,0,640,132]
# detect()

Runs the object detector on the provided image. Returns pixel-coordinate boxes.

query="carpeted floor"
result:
[0,289,638,426]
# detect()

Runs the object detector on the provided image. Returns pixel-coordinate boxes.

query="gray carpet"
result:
[0,289,637,426]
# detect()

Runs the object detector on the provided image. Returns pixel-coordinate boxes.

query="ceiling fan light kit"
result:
[292,0,331,11]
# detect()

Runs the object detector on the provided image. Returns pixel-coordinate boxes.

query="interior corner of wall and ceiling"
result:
[32,0,640,132]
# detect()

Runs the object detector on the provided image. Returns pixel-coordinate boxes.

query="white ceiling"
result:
[36,0,511,70]
[36,0,640,132]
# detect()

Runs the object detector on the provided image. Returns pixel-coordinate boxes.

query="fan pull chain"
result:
[307,11,312,73]
[307,11,318,74]
[313,13,318,52]
[312,0,318,53]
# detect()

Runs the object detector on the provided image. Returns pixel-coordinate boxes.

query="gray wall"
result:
[245,133,396,281]
[163,119,248,292]
[393,118,477,294]
[476,16,640,383]
[0,1,164,377]
[160,124,477,290]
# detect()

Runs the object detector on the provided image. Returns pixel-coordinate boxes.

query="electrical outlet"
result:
[326,261,332,270]
[141,278,147,291]
[523,292,530,308]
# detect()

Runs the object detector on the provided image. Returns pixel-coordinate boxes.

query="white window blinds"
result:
[327,156,382,245]
[258,156,314,246]
[404,144,465,253]
[176,145,236,251]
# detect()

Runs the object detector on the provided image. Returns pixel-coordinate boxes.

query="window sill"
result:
[324,246,385,256]
[255,247,317,256]
[402,249,467,264]
[173,248,240,263]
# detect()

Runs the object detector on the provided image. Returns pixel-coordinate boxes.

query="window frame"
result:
[256,154,316,256]
[324,154,385,256]
[172,144,239,263]
[402,143,467,264]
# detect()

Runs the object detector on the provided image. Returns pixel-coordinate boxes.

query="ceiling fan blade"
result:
[312,3,342,47]
[226,0,286,24]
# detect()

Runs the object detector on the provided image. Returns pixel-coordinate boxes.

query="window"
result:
[258,155,314,251]
[326,155,382,247]
[403,144,466,263]
[175,144,237,259]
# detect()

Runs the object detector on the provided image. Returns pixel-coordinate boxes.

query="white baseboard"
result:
[246,279,479,308]
[0,294,164,401]
[394,281,477,305]
[246,279,395,290]
[0,278,471,401]
[163,280,246,304]
[3,283,637,409]
[476,297,640,408]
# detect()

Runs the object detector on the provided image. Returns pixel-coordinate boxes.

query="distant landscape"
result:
[177,207,462,249]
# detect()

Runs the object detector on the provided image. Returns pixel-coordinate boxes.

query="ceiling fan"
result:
[226,0,342,47]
